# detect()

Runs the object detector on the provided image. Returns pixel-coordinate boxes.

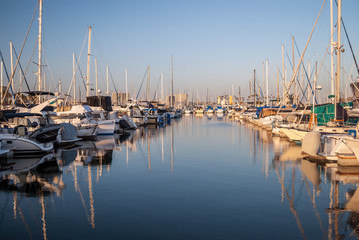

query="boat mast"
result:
[266,59,269,106]
[313,61,318,128]
[254,69,256,107]
[73,52,76,104]
[160,72,164,103]
[38,0,42,94]
[292,36,295,104]
[281,44,285,103]
[263,61,265,105]
[106,65,109,96]
[207,88,209,105]
[10,42,14,93]
[95,57,98,96]
[249,73,252,106]
[59,79,62,97]
[330,0,334,95]
[276,67,280,101]
[335,0,342,120]
[171,55,174,107]
[86,26,92,97]
[146,65,150,102]
[125,69,128,103]
[196,88,198,105]
[307,60,311,103]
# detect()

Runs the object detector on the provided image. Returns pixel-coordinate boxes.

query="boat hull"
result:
[0,134,53,154]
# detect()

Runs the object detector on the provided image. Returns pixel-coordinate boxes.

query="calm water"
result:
[1,114,359,239]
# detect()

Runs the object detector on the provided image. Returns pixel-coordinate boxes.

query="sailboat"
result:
[301,0,359,158]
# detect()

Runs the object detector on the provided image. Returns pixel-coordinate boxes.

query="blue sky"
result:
[0,0,358,102]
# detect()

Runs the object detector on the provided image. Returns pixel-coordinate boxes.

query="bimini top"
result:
[16,91,55,96]
[0,112,42,121]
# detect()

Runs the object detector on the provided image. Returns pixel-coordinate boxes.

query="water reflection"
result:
[0,154,63,240]
[0,154,63,196]
[243,120,359,239]
[4,116,359,239]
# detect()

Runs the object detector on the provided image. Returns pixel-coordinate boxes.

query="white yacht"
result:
[0,126,53,154]
[53,105,98,139]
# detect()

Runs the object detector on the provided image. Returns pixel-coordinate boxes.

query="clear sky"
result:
[0,0,358,102]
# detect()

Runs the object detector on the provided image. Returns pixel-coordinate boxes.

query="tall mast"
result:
[207,88,209,105]
[330,0,334,95]
[38,0,43,93]
[160,72,164,102]
[335,0,342,120]
[281,44,285,101]
[307,60,311,103]
[59,79,61,96]
[263,61,265,105]
[125,69,128,103]
[95,57,98,96]
[73,52,76,104]
[10,42,14,93]
[292,36,295,104]
[146,65,150,102]
[171,55,174,107]
[266,59,269,106]
[276,67,280,100]
[249,73,252,106]
[106,65,109,95]
[86,26,92,97]
[254,69,256,107]
[196,88,198,105]
[336,0,341,104]
[313,62,318,125]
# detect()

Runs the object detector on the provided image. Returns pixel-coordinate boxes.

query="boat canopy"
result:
[0,112,42,120]
[17,91,55,96]
[312,103,348,125]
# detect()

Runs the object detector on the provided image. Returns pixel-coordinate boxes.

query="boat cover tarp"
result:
[312,103,348,125]
[60,123,78,140]
[17,91,55,96]
[0,112,42,120]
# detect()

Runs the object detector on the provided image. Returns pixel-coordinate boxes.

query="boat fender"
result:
[302,131,321,156]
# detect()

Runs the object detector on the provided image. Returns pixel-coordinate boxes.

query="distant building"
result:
[111,92,118,105]
[166,95,175,106]
[111,92,130,105]
[174,93,188,106]
[217,95,237,105]
[166,94,188,106]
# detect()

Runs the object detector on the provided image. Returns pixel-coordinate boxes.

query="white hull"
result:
[132,116,148,126]
[0,134,53,154]
[121,115,137,129]
[195,110,204,114]
[280,127,308,143]
[147,115,160,125]
[317,134,353,161]
[97,120,116,135]
[77,124,98,139]
[343,139,359,162]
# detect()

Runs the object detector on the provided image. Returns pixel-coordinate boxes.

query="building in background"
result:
[112,92,130,105]
[174,93,188,106]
